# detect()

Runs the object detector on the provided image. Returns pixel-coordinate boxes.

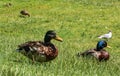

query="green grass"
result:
[0,0,120,76]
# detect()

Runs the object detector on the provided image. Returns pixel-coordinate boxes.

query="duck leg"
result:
[32,55,35,64]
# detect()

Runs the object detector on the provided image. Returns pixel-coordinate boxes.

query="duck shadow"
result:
[10,58,52,66]
[19,15,28,18]
[9,59,24,63]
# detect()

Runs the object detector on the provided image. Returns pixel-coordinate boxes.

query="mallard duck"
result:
[77,40,110,61]
[20,10,30,17]
[98,30,112,40]
[16,30,63,62]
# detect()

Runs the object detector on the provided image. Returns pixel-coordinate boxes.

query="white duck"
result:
[98,31,112,39]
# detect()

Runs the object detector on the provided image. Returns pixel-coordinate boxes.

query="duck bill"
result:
[54,36,63,42]
[107,46,112,48]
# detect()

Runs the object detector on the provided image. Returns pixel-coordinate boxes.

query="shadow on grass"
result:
[9,58,52,67]
[19,15,29,18]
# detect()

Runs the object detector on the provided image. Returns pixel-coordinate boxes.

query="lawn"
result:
[0,0,120,76]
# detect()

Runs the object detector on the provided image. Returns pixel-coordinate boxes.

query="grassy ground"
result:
[0,0,120,76]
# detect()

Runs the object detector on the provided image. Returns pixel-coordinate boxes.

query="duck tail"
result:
[16,44,24,52]
[76,52,82,57]
[27,13,30,17]
[16,47,23,52]
[16,49,20,52]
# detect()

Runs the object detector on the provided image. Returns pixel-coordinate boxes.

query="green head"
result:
[44,30,63,43]
[96,40,107,51]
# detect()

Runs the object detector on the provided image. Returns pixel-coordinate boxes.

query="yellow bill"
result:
[54,36,63,42]
[107,45,112,48]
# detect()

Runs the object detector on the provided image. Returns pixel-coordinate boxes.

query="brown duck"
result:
[20,10,30,17]
[16,30,63,62]
[4,3,12,7]
[77,40,110,61]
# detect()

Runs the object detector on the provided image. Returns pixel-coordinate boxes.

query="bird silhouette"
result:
[20,10,30,17]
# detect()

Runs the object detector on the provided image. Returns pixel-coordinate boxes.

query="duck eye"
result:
[102,43,106,47]
[102,44,105,46]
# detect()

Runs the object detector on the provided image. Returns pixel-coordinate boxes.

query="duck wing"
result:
[17,41,58,62]
[17,41,46,54]
[77,49,95,57]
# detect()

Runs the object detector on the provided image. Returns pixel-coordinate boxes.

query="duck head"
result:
[96,40,110,51]
[44,30,63,43]
[108,30,112,35]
